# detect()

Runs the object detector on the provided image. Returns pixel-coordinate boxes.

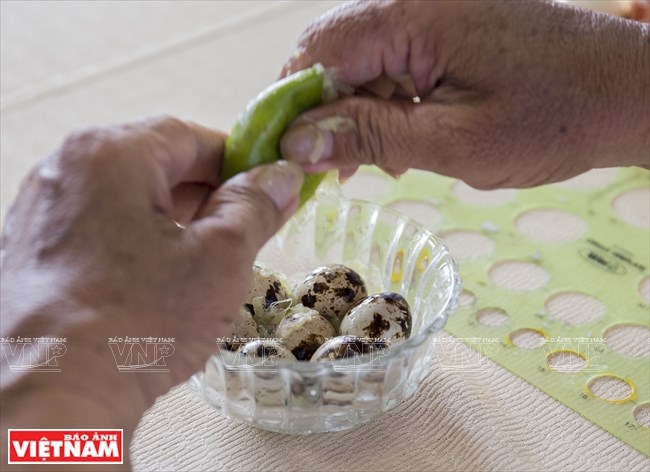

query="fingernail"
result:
[254,161,304,210]
[384,167,408,180]
[337,167,357,184]
[281,123,329,165]
[281,117,356,165]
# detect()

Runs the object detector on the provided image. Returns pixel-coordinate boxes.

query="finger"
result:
[361,74,397,100]
[125,115,226,188]
[359,73,419,101]
[189,161,304,257]
[51,116,226,216]
[120,116,225,215]
[383,167,408,180]
[169,182,213,225]
[280,2,400,85]
[280,2,437,97]
[355,87,415,103]
[338,166,358,184]
[394,74,419,99]
[280,96,476,181]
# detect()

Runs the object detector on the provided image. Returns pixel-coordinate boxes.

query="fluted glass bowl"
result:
[189,192,460,434]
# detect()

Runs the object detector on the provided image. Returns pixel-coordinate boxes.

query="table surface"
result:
[1,1,648,471]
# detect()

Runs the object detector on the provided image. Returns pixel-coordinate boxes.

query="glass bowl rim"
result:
[210,196,461,374]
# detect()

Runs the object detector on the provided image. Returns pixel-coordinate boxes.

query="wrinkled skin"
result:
[1,116,303,469]
[280,0,649,188]
[2,1,649,469]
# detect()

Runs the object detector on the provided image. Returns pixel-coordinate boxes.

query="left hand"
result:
[0,116,303,468]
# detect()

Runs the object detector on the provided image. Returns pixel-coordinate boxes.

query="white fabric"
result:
[1,1,648,471]
[131,333,648,471]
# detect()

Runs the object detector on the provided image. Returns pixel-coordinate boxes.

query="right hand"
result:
[280,0,649,189]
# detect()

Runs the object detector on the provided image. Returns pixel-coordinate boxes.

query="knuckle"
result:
[215,221,250,250]
[231,186,279,240]
[206,221,257,269]
[136,115,196,163]
[296,2,365,64]
[350,99,399,168]
[57,126,120,170]
[341,100,371,164]
[122,114,189,148]
[204,183,280,251]
[145,114,187,135]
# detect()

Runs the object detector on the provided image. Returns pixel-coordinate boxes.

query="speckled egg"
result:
[225,305,260,351]
[238,339,297,363]
[292,264,367,329]
[340,292,412,343]
[311,335,390,362]
[274,307,336,360]
[245,264,290,314]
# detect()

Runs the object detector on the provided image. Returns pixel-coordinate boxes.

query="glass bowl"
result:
[189,193,460,434]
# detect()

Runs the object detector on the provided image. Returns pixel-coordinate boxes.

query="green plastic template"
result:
[341,166,650,456]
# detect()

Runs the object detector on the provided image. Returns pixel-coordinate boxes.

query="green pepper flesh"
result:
[222,65,328,205]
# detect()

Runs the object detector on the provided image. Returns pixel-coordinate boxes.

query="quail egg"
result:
[224,305,260,351]
[311,335,390,362]
[340,292,412,343]
[274,307,336,360]
[238,339,297,364]
[245,264,290,314]
[292,264,367,329]
[254,299,293,337]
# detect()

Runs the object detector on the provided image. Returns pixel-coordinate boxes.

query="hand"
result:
[280,0,649,188]
[0,116,303,467]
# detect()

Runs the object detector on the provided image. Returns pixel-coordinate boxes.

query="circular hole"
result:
[458,290,476,307]
[639,276,650,305]
[554,168,619,190]
[612,188,650,228]
[604,324,650,358]
[452,181,517,206]
[509,328,546,349]
[387,199,441,228]
[546,350,587,373]
[515,209,587,243]
[476,308,509,327]
[341,171,391,201]
[489,261,550,291]
[545,292,606,325]
[633,403,650,428]
[439,230,496,261]
[588,375,634,403]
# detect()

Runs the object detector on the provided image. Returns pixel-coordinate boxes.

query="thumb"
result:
[280,96,446,177]
[189,161,304,257]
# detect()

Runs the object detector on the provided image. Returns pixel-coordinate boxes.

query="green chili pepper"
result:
[222,64,332,206]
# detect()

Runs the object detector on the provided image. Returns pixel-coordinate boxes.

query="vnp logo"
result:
[108,337,175,372]
[0,337,67,372]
